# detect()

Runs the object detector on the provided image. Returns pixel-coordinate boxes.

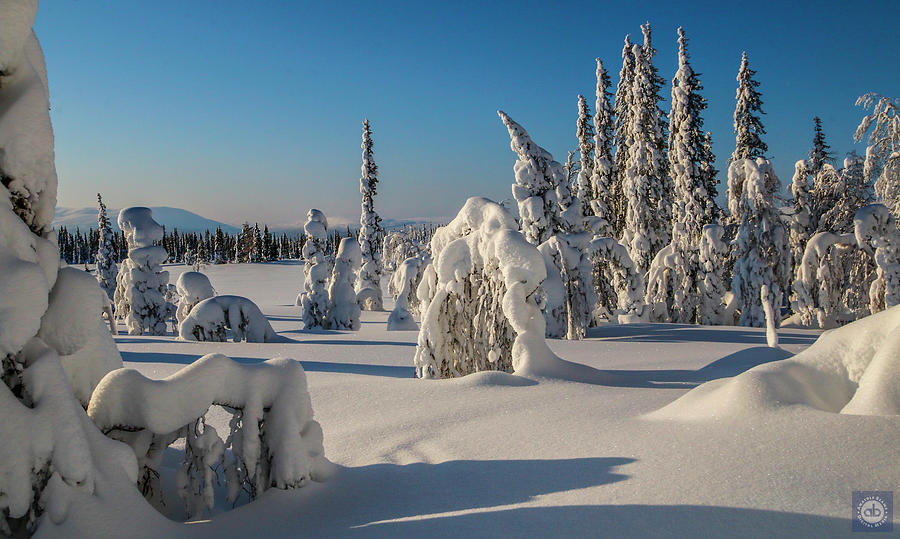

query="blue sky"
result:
[36,0,899,227]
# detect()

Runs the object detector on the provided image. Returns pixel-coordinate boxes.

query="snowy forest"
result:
[2,2,898,537]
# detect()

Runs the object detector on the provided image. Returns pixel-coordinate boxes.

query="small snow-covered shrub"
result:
[298,209,331,329]
[113,207,173,335]
[387,253,429,331]
[414,197,566,378]
[88,354,333,518]
[174,271,215,334]
[589,237,647,323]
[179,295,278,343]
[327,238,362,330]
[538,233,596,339]
[854,204,900,311]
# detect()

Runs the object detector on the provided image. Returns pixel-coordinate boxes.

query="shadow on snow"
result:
[585,323,818,346]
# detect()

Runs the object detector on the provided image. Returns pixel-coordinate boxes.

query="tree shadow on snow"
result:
[120,351,414,378]
[586,323,818,346]
[357,504,850,538]
[193,457,636,534]
[600,346,793,389]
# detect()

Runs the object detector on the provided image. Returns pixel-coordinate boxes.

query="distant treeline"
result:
[58,222,439,266]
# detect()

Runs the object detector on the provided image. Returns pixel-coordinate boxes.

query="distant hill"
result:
[54,206,241,234]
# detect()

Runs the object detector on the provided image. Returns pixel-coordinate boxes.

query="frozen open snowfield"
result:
[44,262,897,538]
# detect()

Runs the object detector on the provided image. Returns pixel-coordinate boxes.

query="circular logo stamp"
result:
[856,493,890,529]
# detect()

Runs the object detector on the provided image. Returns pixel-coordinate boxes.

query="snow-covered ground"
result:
[59,261,897,538]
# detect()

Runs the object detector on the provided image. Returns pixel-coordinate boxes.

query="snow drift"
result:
[650,304,900,419]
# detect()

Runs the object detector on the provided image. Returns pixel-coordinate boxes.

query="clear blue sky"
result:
[36,0,899,228]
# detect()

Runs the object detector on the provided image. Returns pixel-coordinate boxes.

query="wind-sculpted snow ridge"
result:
[414,197,618,383]
[87,353,333,517]
[179,295,279,343]
[649,305,900,420]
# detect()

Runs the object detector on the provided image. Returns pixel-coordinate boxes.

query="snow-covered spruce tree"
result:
[698,224,729,324]
[621,26,670,274]
[667,27,717,323]
[382,229,423,273]
[612,35,635,238]
[113,207,173,336]
[95,193,118,301]
[728,52,767,219]
[0,9,133,533]
[538,232,597,339]
[356,119,384,311]
[414,197,570,378]
[327,237,362,331]
[854,204,900,311]
[574,95,595,218]
[498,110,566,243]
[298,209,331,329]
[808,116,834,179]
[789,159,814,272]
[590,58,615,237]
[855,93,900,217]
[730,159,788,327]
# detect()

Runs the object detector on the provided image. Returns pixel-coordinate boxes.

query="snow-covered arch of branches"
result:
[87,354,333,517]
[589,236,647,323]
[413,197,568,379]
[178,295,279,343]
[174,271,215,334]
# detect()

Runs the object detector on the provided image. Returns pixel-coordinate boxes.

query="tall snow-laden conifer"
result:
[574,94,595,218]
[591,58,615,237]
[728,52,767,222]
[499,110,565,244]
[808,116,834,178]
[667,27,716,323]
[612,36,635,238]
[621,24,669,274]
[789,159,814,282]
[731,159,788,327]
[95,193,118,301]
[357,119,384,310]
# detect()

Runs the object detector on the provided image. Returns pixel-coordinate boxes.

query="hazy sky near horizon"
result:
[36,0,899,227]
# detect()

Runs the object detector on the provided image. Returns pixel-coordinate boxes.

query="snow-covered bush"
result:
[792,231,857,328]
[538,232,596,339]
[0,9,128,533]
[414,197,566,378]
[88,353,333,518]
[498,110,564,245]
[357,119,384,311]
[179,295,278,343]
[698,224,729,325]
[174,271,215,334]
[730,158,788,327]
[95,193,118,301]
[327,237,361,330]
[855,93,899,217]
[113,207,173,335]
[589,236,647,323]
[854,204,900,311]
[388,253,429,331]
[382,229,423,273]
[298,209,331,329]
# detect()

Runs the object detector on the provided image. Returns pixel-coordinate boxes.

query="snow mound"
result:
[179,295,279,343]
[446,371,538,387]
[649,305,900,420]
